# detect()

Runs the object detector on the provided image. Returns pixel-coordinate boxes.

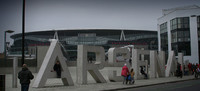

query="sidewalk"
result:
[5,67,195,91]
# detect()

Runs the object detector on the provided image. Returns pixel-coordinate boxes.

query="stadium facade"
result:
[10,29,157,61]
[158,5,200,63]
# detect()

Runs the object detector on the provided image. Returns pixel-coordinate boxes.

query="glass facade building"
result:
[158,5,200,63]
[10,29,157,61]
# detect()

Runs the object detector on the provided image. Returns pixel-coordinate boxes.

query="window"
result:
[160,22,167,34]
[171,31,177,43]
[170,17,191,56]
[78,33,96,42]
[160,22,168,51]
[198,16,200,40]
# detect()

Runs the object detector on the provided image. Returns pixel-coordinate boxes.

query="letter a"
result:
[32,39,74,88]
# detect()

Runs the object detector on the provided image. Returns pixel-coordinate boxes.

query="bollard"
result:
[12,57,18,88]
[0,74,5,91]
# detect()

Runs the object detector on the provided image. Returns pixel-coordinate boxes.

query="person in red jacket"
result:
[121,63,129,84]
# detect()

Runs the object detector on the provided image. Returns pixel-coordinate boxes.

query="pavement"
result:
[5,67,195,91]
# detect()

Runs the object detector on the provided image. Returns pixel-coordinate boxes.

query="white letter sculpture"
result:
[149,51,165,78]
[32,39,74,88]
[132,49,149,79]
[107,47,130,82]
[77,45,106,84]
[132,49,166,79]
[165,51,177,77]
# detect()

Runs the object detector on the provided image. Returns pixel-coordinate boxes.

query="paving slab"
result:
[5,67,195,91]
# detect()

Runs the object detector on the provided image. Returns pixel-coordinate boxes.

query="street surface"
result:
[117,79,200,91]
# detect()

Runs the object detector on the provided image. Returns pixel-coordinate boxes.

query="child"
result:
[129,68,135,84]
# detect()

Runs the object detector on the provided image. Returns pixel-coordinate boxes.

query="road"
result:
[117,79,200,91]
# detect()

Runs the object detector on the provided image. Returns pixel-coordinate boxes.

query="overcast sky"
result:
[0,0,200,53]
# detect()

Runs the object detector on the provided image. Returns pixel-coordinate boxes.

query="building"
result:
[10,29,157,61]
[158,5,200,63]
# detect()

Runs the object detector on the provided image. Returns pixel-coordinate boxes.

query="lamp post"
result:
[4,30,14,61]
[22,0,26,66]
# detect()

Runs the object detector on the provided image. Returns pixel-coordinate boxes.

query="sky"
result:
[0,0,200,53]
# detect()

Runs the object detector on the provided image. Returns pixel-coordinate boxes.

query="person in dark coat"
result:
[176,62,183,78]
[140,66,148,79]
[88,57,93,63]
[18,64,34,91]
[53,61,62,78]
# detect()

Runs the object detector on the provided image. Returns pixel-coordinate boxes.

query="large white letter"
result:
[132,49,149,79]
[165,51,177,77]
[107,47,130,82]
[77,45,106,84]
[32,39,74,88]
[149,51,165,78]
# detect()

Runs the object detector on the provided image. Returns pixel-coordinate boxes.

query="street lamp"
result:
[22,0,26,66]
[4,30,14,61]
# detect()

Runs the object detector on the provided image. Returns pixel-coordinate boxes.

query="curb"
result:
[102,78,195,91]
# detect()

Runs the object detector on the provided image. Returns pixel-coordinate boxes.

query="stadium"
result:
[10,29,158,61]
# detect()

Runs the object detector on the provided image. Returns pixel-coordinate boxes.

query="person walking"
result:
[18,64,34,91]
[129,68,135,84]
[176,62,183,78]
[121,63,129,84]
[53,60,62,78]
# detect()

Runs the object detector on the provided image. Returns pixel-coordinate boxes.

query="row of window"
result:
[170,17,190,30]
[160,22,167,34]
[171,30,190,43]
[160,33,168,52]
[197,16,200,28]
[160,17,191,56]
[160,22,168,52]
[198,16,200,40]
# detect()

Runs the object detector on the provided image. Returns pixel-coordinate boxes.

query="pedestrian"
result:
[18,64,34,91]
[129,59,132,66]
[176,62,182,78]
[88,57,93,63]
[121,63,129,84]
[188,63,192,75]
[197,66,200,72]
[195,66,200,78]
[192,64,197,75]
[129,68,135,84]
[53,60,62,78]
[140,66,148,79]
